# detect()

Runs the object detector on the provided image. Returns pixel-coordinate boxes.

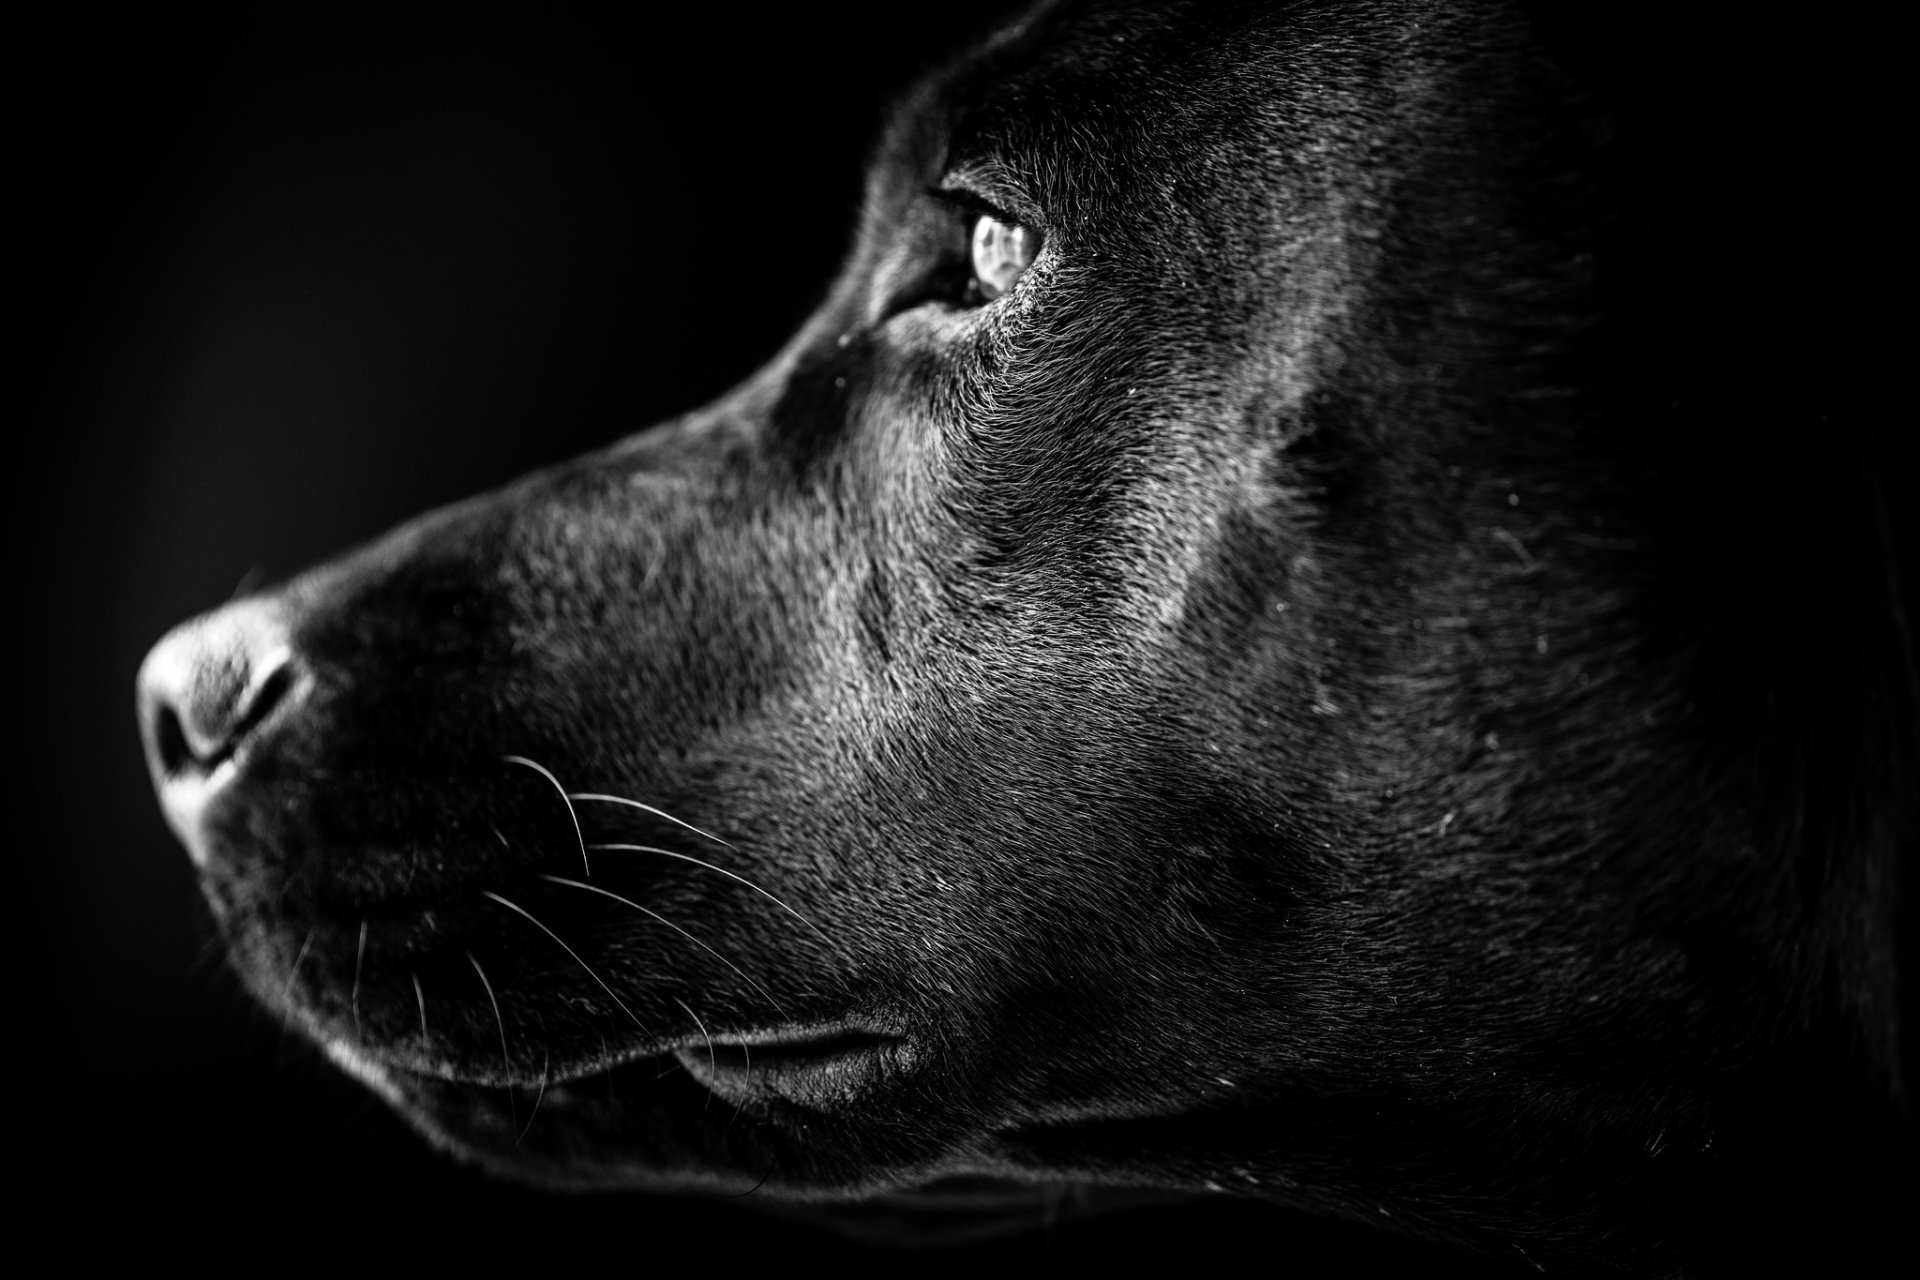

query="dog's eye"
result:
[969,213,1041,303]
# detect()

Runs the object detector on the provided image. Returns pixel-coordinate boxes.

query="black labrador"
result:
[137,1,1910,1273]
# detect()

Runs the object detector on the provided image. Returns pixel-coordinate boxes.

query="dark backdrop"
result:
[24,6,1519,1270]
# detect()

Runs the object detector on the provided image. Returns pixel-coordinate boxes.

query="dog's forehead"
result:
[887,2,1265,216]
[888,0,1511,230]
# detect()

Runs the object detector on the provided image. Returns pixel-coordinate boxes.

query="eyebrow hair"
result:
[933,157,1048,230]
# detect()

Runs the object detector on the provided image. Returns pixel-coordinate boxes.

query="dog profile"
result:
[136,1,1910,1274]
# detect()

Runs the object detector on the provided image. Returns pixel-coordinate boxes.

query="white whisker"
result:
[567,792,732,848]
[481,890,649,1033]
[503,755,592,875]
[351,920,368,1040]
[468,951,515,1076]
[539,874,789,1019]
[227,565,266,602]
[588,842,831,943]
[672,996,717,1110]
[517,1047,549,1149]
[469,951,517,1128]
[411,970,429,1044]
[280,929,315,1015]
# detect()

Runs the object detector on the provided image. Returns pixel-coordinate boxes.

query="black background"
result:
[23,6,1522,1270]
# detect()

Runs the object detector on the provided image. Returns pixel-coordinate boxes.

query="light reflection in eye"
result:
[970,214,1042,301]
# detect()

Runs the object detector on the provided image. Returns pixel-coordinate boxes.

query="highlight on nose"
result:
[137,598,303,863]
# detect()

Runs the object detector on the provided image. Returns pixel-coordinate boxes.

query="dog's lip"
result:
[331,1019,911,1104]
[340,1034,669,1094]
[674,1022,915,1110]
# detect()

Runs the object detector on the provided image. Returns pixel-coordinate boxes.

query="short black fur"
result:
[138,2,1912,1275]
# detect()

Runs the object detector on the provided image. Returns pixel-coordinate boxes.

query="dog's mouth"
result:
[672,1024,917,1110]
[332,1019,914,1114]
[326,1017,927,1190]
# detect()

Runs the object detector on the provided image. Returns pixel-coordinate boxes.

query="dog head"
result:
[137,0,1906,1269]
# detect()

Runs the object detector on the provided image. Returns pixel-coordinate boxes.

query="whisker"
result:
[280,929,315,1014]
[503,755,592,876]
[726,1153,780,1198]
[539,874,789,1020]
[517,1047,549,1149]
[480,890,649,1033]
[567,792,732,848]
[588,843,831,943]
[469,951,517,1129]
[351,920,368,1041]
[227,565,266,602]
[411,971,429,1045]
[187,932,226,977]
[671,996,717,1111]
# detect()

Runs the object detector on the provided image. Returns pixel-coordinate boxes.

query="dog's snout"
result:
[138,598,303,865]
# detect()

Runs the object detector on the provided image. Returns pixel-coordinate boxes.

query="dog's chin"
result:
[328,1036,1168,1242]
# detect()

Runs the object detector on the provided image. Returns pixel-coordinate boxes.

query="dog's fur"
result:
[139,1,1910,1274]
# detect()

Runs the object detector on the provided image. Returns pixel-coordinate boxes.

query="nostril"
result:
[150,651,295,775]
[153,700,194,777]
[233,659,295,746]
[138,601,302,783]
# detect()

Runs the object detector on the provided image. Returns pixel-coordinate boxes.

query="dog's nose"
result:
[138,598,303,866]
